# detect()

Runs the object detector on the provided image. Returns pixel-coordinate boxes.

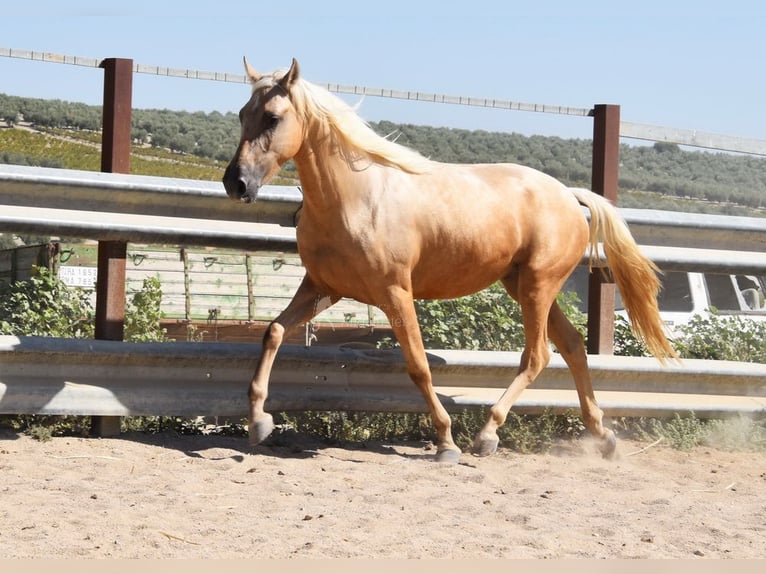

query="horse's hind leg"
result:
[472,273,556,457]
[546,302,617,458]
[248,275,338,446]
[471,271,617,459]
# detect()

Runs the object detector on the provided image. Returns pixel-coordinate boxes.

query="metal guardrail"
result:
[0,205,298,252]
[2,165,766,420]
[619,207,766,253]
[0,164,303,226]
[1,336,764,419]
[2,164,766,270]
[0,164,300,250]
[3,49,765,424]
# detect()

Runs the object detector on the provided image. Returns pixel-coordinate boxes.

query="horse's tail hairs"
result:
[568,187,679,364]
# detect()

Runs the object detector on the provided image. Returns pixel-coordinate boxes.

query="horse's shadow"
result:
[112,427,437,465]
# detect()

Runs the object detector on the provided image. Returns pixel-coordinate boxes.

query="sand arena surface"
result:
[0,429,764,558]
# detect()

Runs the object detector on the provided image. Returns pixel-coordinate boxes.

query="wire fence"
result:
[0,47,591,117]
[3,47,766,156]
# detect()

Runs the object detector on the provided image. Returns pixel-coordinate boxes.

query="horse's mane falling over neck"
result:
[259,70,432,174]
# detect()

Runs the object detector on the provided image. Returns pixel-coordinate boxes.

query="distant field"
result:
[0,124,762,216]
[0,125,300,185]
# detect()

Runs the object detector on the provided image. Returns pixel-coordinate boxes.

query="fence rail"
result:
[2,164,766,271]
[5,47,766,155]
[620,121,766,157]
[1,165,766,419]
[2,49,766,425]
[1,336,764,420]
[0,47,591,118]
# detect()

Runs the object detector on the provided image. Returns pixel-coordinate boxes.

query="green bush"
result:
[617,413,766,452]
[380,283,586,352]
[614,315,653,358]
[0,266,94,338]
[124,276,171,343]
[674,312,766,363]
[0,266,170,342]
[414,283,526,351]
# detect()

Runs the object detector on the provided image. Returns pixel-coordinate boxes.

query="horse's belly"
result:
[410,252,514,300]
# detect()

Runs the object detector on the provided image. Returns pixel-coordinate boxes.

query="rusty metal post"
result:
[587,104,620,355]
[91,58,133,437]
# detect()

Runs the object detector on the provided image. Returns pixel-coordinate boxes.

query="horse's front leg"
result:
[380,285,462,464]
[248,275,337,446]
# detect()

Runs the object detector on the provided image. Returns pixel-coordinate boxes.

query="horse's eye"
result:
[264,113,280,129]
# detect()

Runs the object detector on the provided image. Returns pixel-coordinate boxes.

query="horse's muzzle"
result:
[223,163,259,203]
[233,180,259,203]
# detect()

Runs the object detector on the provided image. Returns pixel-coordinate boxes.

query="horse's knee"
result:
[524,343,551,374]
[262,321,285,350]
[406,361,433,392]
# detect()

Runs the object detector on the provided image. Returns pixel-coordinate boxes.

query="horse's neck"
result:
[293,137,368,216]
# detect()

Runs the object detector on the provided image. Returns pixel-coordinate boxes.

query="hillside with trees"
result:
[2,92,766,217]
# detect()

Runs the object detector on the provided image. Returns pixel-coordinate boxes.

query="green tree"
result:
[4,90,766,214]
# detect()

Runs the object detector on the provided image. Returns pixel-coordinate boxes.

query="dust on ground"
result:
[1,429,764,558]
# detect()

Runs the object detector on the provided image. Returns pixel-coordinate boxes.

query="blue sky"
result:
[1,0,765,141]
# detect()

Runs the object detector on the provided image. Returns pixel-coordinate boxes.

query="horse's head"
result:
[223,58,304,203]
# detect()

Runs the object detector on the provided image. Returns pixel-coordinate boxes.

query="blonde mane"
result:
[257,70,432,174]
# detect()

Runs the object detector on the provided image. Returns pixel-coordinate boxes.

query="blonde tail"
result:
[569,187,678,363]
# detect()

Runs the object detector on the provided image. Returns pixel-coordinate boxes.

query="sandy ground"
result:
[0,428,764,559]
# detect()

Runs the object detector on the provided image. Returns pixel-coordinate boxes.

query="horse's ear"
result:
[243,57,261,84]
[278,58,300,92]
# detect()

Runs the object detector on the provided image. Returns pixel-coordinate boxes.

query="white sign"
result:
[59,266,98,288]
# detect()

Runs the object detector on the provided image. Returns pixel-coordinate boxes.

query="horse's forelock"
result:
[250,72,282,93]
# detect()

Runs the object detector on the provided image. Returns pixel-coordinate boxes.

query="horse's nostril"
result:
[223,163,242,198]
[236,178,248,199]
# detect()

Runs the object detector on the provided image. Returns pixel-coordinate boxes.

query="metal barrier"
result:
[1,47,766,423]
[1,336,764,419]
[0,165,766,416]
[0,163,303,227]
[2,164,766,272]
[2,163,766,422]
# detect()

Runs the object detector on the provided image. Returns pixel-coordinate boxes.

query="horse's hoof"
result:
[435,448,461,464]
[599,429,618,460]
[471,434,499,457]
[248,414,275,446]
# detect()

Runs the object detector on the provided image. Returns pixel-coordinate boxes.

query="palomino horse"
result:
[223,58,677,463]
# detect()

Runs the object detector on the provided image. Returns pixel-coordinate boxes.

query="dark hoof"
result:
[435,448,461,464]
[248,414,275,446]
[599,429,618,460]
[471,433,499,457]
